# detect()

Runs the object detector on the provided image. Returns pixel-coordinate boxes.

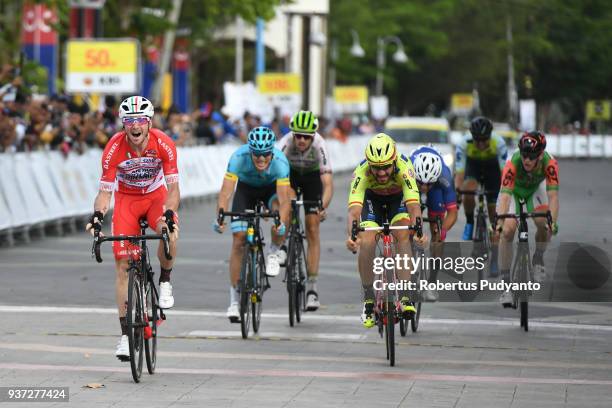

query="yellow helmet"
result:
[365,133,397,166]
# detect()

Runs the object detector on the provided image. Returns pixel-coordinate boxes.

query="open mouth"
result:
[129,130,143,138]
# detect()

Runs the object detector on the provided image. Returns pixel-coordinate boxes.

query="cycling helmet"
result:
[290,110,319,134]
[518,131,546,155]
[119,96,154,119]
[413,151,442,184]
[469,116,493,141]
[247,126,276,153]
[365,133,396,166]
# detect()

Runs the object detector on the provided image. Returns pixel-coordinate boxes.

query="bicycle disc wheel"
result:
[239,249,252,339]
[385,303,395,367]
[252,251,265,334]
[127,267,144,382]
[144,275,158,374]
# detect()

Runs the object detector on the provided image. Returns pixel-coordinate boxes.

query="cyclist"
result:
[496,131,559,305]
[410,145,458,302]
[85,96,180,360]
[278,110,333,311]
[213,126,291,322]
[455,117,506,276]
[345,133,428,328]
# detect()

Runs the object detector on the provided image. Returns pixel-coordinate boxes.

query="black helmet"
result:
[518,131,546,156]
[469,117,493,141]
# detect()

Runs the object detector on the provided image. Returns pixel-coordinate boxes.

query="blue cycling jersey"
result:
[410,146,457,215]
[225,144,290,187]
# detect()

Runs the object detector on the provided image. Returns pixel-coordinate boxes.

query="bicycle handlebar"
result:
[456,189,496,196]
[349,217,423,254]
[495,210,553,229]
[217,208,281,227]
[92,226,172,263]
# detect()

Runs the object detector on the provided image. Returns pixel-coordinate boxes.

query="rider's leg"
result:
[358,230,378,300]
[499,218,517,281]
[461,178,478,239]
[115,258,130,334]
[229,232,247,287]
[304,214,321,280]
[533,216,550,263]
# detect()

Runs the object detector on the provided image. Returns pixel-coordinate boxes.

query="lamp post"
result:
[376,35,408,96]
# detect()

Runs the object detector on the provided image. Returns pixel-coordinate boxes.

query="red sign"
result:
[21,3,58,45]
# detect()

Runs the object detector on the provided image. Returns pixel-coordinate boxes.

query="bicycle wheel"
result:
[295,238,307,322]
[239,247,252,339]
[411,302,422,333]
[286,232,297,327]
[520,301,528,331]
[399,317,407,336]
[127,266,144,382]
[252,250,265,334]
[144,271,158,374]
[385,302,395,367]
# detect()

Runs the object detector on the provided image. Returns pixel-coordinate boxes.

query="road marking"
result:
[2,305,612,332]
[1,362,612,385]
[2,342,612,371]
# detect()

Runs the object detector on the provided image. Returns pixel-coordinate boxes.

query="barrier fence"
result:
[0,133,609,246]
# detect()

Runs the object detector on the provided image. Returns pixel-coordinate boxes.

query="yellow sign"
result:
[257,73,302,95]
[586,100,610,121]
[334,86,368,104]
[67,41,137,73]
[451,93,474,112]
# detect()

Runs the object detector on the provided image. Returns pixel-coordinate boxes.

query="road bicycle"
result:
[218,204,280,339]
[284,188,322,326]
[351,209,422,367]
[92,219,171,383]
[496,198,552,332]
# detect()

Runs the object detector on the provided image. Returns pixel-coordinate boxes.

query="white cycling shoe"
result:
[306,291,320,311]
[266,248,287,277]
[499,291,514,308]
[227,302,239,323]
[159,282,174,309]
[115,335,129,361]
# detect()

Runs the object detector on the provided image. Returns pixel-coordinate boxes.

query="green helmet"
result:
[290,110,319,134]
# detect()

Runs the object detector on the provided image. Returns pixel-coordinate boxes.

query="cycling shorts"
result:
[360,190,410,228]
[111,188,167,260]
[290,169,322,215]
[464,157,501,203]
[231,181,278,233]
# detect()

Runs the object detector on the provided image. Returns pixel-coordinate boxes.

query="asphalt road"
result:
[1,159,611,407]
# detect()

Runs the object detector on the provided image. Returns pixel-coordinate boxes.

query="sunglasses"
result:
[371,163,393,172]
[123,117,150,126]
[294,133,314,140]
[521,151,540,160]
[252,151,273,158]
[417,181,433,187]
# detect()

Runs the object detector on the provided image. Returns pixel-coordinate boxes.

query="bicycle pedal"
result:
[229,316,240,324]
[116,355,130,362]
[501,302,514,309]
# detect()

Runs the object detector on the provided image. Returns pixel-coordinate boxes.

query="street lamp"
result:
[376,35,409,96]
[350,29,365,58]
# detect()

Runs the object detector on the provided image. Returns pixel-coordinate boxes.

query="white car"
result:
[384,117,454,170]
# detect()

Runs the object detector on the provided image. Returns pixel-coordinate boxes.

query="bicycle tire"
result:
[399,317,407,336]
[286,232,297,327]
[144,272,158,374]
[386,302,395,367]
[127,266,144,382]
[252,250,265,333]
[520,301,528,331]
[239,248,252,339]
[295,238,307,322]
[411,301,422,333]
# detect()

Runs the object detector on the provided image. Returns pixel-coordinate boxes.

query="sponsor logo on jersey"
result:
[103,141,120,170]
[158,138,175,161]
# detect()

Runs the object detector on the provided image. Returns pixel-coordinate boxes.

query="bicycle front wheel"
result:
[127,267,144,382]
[144,273,158,374]
[385,303,395,367]
[286,233,297,327]
[252,250,265,334]
[520,301,528,331]
[239,248,252,339]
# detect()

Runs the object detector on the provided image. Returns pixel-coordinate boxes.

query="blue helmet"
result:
[247,126,276,153]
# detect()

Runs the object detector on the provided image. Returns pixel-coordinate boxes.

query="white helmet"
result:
[119,96,154,119]
[413,152,442,184]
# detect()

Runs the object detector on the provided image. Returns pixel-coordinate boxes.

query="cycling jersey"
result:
[225,144,290,187]
[501,151,559,198]
[455,133,507,173]
[277,132,332,175]
[348,154,420,208]
[99,128,179,195]
[409,146,457,216]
